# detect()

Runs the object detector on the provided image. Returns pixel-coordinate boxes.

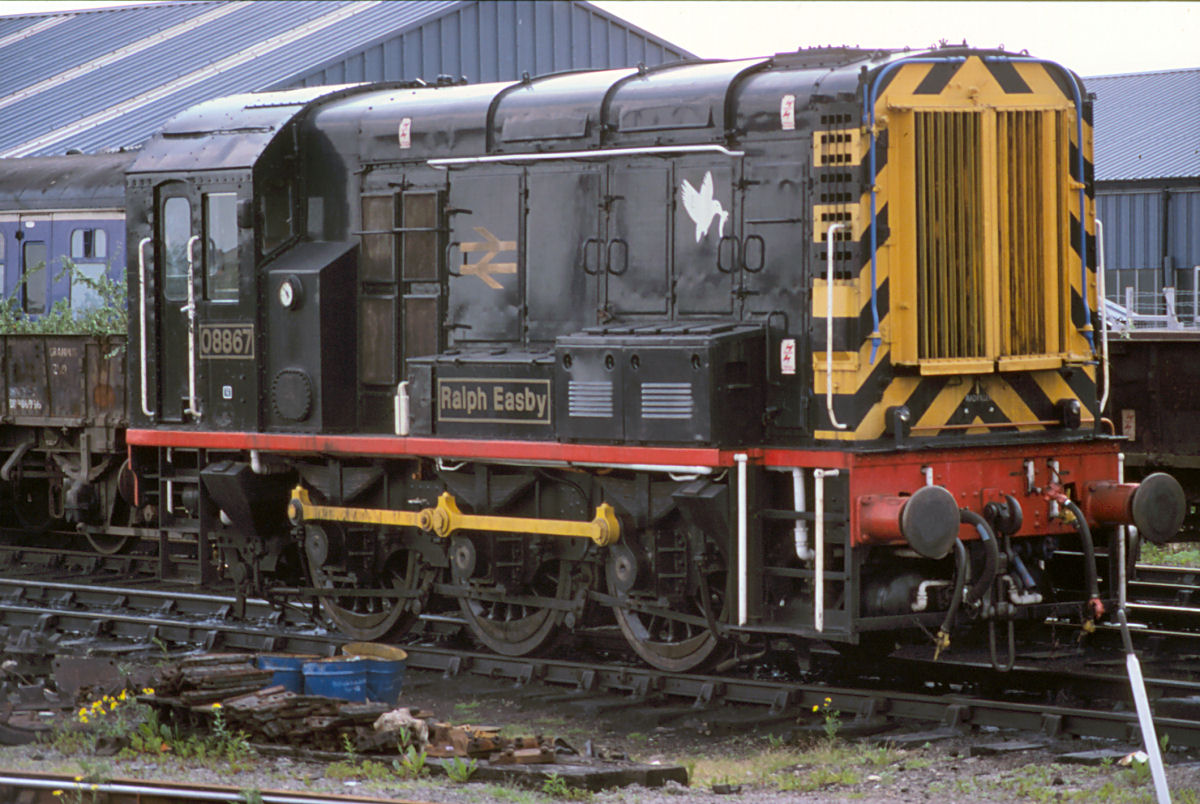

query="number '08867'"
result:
[199,324,254,359]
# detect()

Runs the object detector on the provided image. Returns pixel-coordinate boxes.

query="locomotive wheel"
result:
[607,546,730,673]
[310,532,432,642]
[457,557,575,657]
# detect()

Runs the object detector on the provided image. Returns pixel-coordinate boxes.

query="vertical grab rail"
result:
[735,453,749,625]
[137,237,154,418]
[813,468,839,633]
[825,223,848,430]
[183,235,202,420]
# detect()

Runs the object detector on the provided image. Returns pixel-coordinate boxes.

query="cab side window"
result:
[205,193,238,301]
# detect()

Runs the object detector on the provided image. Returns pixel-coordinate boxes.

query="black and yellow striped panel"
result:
[812,55,1096,442]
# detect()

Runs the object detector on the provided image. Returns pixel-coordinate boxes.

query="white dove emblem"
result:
[679,171,729,243]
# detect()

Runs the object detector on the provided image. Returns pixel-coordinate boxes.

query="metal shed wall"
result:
[279,0,690,87]
[1099,186,1200,303]
[0,0,692,157]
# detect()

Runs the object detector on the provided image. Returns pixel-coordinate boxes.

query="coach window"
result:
[162,197,191,300]
[22,241,46,314]
[205,193,238,301]
[70,228,107,260]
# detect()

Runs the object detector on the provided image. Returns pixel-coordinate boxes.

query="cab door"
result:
[154,182,194,423]
[154,179,256,427]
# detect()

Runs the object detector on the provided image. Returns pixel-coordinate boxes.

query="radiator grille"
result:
[915,111,987,360]
[912,108,1069,364]
[640,382,693,419]
[998,109,1067,356]
[568,381,613,418]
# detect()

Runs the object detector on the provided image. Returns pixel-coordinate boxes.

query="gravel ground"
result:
[3,666,1200,803]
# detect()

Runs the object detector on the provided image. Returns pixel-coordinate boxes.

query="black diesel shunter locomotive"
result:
[123,47,1185,671]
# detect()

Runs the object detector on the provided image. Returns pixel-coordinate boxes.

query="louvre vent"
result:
[641,382,693,419]
[568,381,613,418]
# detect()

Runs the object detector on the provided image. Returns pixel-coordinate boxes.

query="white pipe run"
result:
[1096,218,1111,413]
[736,453,749,625]
[394,380,410,436]
[791,467,812,561]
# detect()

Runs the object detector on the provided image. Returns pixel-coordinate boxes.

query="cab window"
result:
[205,193,238,301]
[163,196,191,301]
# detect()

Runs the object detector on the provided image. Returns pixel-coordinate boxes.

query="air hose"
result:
[933,539,968,661]
[960,510,1000,605]
[1063,499,1105,628]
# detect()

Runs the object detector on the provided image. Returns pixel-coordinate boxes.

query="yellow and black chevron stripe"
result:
[812,55,1097,442]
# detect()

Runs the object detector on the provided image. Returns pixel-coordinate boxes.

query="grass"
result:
[681,738,902,793]
[1140,542,1200,568]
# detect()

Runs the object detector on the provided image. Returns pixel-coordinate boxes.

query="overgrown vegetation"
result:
[0,258,126,336]
[48,689,255,768]
[1141,542,1200,568]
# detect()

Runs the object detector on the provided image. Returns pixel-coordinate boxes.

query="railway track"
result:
[0,771,411,803]
[5,572,1200,749]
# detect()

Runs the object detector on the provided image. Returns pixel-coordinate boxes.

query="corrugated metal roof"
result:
[1088,67,1200,182]
[0,0,692,158]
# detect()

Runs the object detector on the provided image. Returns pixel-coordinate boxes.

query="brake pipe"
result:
[960,509,999,605]
[933,539,969,661]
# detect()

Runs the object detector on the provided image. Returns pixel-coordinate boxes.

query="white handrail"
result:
[825,223,848,430]
[735,453,749,626]
[1096,219,1110,413]
[813,468,839,632]
[137,236,154,417]
[183,234,201,420]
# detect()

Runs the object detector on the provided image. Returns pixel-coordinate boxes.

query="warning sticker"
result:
[780,94,796,131]
[781,338,797,375]
[398,118,412,149]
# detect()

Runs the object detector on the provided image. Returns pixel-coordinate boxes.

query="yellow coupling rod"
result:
[287,486,620,547]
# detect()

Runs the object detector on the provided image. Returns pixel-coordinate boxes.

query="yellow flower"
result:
[119,690,127,701]
[77,708,87,718]
[90,784,99,791]
[211,702,222,709]
[811,704,819,713]
[78,714,88,724]
[52,791,63,797]
[824,697,832,704]
[141,687,155,695]
[74,776,82,782]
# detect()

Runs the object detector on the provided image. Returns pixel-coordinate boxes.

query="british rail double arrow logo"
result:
[460,226,516,289]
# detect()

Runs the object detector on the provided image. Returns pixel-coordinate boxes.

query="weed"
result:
[541,771,592,800]
[394,745,428,779]
[1141,543,1200,568]
[240,789,264,804]
[810,696,841,741]
[453,700,482,718]
[766,732,785,748]
[326,758,392,782]
[445,755,478,783]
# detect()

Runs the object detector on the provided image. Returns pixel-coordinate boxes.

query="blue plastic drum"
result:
[256,654,318,693]
[341,642,408,704]
[302,656,367,701]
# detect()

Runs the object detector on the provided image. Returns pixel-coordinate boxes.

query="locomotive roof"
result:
[132,46,1084,175]
[128,84,367,174]
[0,151,132,211]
